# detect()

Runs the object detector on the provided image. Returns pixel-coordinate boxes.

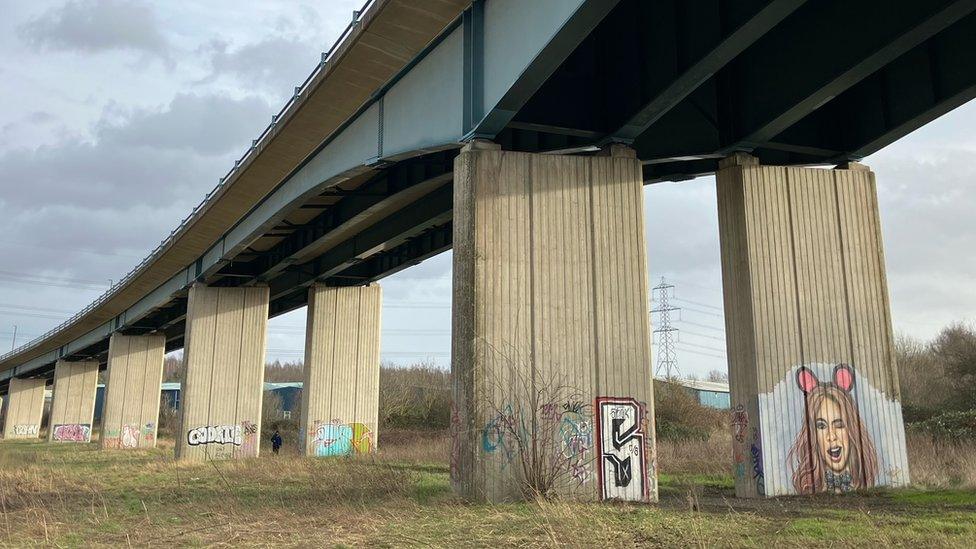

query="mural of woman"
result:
[787,364,879,494]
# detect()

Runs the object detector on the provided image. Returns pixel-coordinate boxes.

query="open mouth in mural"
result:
[828,446,843,461]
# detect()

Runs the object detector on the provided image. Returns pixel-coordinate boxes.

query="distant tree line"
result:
[898,323,976,439]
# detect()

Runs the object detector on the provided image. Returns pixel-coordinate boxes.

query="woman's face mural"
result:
[814,395,849,472]
[788,364,879,494]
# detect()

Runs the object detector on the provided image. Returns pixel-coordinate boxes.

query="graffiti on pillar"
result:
[595,397,649,501]
[187,425,244,446]
[751,428,765,496]
[122,424,141,448]
[731,404,748,443]
[481,405,518,467]
[558,406,593,486]
[142,422,156,445]
[787,364,878,494]
[310,420,373,457]
[12,424,40,437]
[52,423,92,442]
[236,421,259,457]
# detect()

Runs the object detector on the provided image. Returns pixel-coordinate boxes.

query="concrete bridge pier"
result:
[101,333,166,449]
[300,284,382,457]
[2,377,46,439]
[175,283,269,461]
[451,141,657,503]
[48,359,99,443]
[717,153,910,497]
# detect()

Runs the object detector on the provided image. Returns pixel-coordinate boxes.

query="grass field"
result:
[1,432,975,547]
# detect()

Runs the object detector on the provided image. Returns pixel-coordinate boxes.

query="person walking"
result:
[271,429,283,455]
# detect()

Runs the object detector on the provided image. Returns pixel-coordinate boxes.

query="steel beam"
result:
[610,0,807,142]
[721,0,976,151]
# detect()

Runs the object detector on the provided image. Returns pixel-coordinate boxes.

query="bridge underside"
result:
[2,0,974,409]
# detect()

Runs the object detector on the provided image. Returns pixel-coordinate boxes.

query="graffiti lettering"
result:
[14,424,40,437]
[730,404,748,443]
[562,400,586,415]
[751,429,765,496]
[310,420,372,457]
[596,397,648,501]
[121,424,140,448]
[187,425,243,446]
[52,424,91,442]
[12,424,39,436]
[559,410,592,486]
[481,405,518,466]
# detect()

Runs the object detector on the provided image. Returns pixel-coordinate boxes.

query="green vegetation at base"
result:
[2,437,975,547]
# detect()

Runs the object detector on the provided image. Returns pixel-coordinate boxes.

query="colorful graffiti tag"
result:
[788,364,878,494]
[121,423,141,448]
[731,405,748,443]
[12,424,39,436]
[481,405,518,466]
[310,420,373,457]
[595,397,649,501]
[52,423,91,442]
[557,406,592,486]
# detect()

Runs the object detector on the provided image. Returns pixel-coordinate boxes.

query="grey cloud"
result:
[97,93,272,155]
[18,0,170,60]
[200,37,322,97]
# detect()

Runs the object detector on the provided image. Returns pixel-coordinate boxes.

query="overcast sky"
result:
[0,1,973,379]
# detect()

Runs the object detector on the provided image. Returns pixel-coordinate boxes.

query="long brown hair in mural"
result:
[788,364,878,494]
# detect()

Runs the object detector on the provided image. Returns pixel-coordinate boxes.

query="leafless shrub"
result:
[480,344,593,500]
[379,362,451,430]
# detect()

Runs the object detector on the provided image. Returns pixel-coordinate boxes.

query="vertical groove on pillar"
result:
[176,284,268,461]
[452,148,656,503]
[302,284,382,457]
[718,159,910,498]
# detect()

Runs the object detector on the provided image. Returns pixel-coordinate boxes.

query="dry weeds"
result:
[0,429,973,547]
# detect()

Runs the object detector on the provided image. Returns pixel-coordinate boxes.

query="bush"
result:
[653,379,725,443]
[379,363,451,430]
[909,410,976,440]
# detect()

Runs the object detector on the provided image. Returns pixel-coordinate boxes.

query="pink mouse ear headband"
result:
[796,364,855,394]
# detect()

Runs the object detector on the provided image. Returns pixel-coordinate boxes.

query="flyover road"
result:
[2,0,975,389]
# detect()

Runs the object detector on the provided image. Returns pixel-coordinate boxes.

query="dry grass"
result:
[0,430,974,547]
[906,433,976,489]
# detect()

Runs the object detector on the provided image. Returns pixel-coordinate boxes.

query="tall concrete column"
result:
[717,153,910,497]
[2,377,46,439]
[176,284,269,461]
[300,284,381,457]
[451,142,657,503]
[101,334,166,449]
[48,360,99,443]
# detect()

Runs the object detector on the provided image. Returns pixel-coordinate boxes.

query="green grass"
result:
[1,438,975,547]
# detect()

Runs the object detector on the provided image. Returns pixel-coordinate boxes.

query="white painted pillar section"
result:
[451,142,657,503]
[175,284,269,462]
[2,377,46,439]
[300,284,382,457]
[101,334,166,449]
[48,360,99,443]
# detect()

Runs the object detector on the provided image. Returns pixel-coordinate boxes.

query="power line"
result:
[675,346,726,360]
[679,329,726,342]
[675,319,725,333]
[678,305,724,319]
[679,341,727,355]
[673,297,723,311]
